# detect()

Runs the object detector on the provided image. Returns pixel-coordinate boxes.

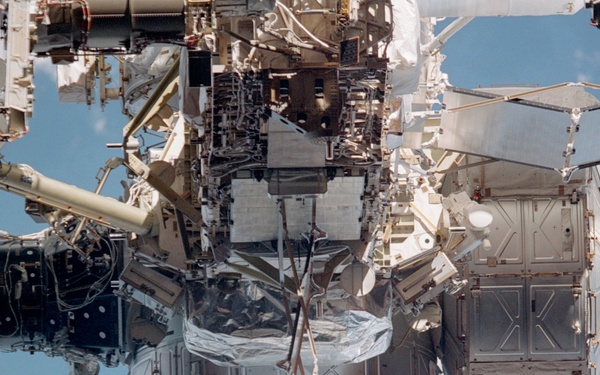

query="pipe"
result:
[422,17,474,55]
[69,157,123,243]
[0,162,154,235]
[275,0,334,51]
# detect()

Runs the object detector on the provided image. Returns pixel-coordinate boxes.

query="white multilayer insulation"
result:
[417,0,584,17]
[57,59,95,104]
[386,0,421,97]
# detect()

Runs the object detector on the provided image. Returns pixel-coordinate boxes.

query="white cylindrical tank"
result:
[0,162,154,234]
[417,0,584,17]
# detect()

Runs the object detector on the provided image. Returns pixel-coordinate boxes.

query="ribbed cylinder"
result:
[0,162,154,235]
[417,0,584,17]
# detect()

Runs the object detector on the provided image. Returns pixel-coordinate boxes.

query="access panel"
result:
[528,276,585,362]
[468,276,586,364]
[469,277,526,363]
[524,198,585,273]
[471,198,524,275]
[471,197,586,275]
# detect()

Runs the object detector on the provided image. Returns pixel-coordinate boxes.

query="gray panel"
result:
[229,179,279,243]
[130,0,184,14]
[230,177,363,242]
[120,261,183,308]
[86,0,128,14]
[524,198,584,273]
[470,277,526,362]
[441,291,467,361]
[246,367,288,374]
[445,274,590,371]
[589,200,600,368]
[440,329,468,375]
[463,158,589,197]
[471,198,524,274]
[324,363,366,375]
[267,117,325,169]
[471,197,585,275]
[439,90,569,170]
[571,109,600,167]
[474,86,600,109]
[470,361,587,375]
[268,169,328,195]
[528,277,585,361]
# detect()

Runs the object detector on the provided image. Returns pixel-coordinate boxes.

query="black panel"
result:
[340,37,359,66]
[0,245,43,338]
[68,295,120,349]
[188,50,212,87]
[268,169,328,195]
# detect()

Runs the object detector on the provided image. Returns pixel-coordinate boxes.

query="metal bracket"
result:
[125,154,203,226]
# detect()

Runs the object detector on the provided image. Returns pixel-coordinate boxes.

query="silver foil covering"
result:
[183,280,392,367]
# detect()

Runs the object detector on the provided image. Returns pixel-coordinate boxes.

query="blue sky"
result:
[0,59,128,374]
[439,10,600,88]
[0,7,599,375]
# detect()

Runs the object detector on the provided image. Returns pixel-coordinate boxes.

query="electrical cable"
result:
[47,236,117,312]
[0,250,20,337]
